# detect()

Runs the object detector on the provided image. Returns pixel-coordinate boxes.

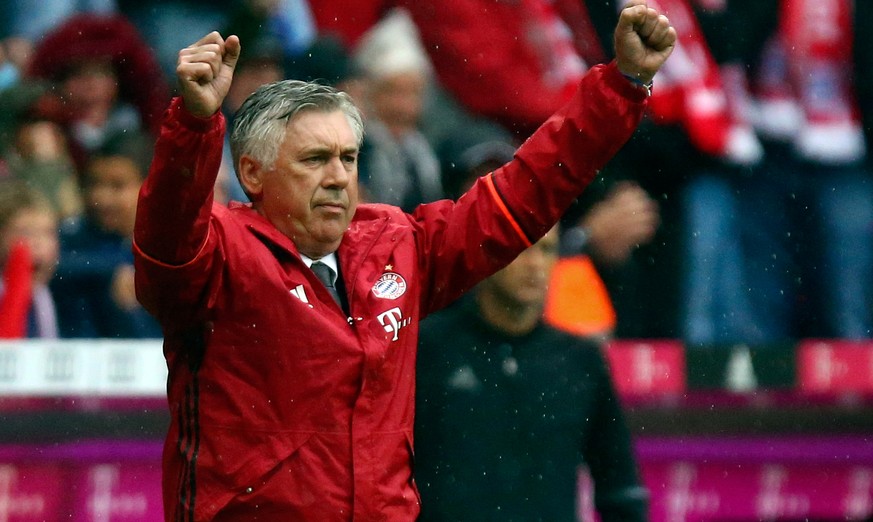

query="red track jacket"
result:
[133,62,646,521]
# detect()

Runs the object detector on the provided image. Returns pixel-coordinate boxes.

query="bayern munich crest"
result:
[372,272,407,299]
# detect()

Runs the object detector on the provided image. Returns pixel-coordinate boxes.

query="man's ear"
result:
[238,155,265,200]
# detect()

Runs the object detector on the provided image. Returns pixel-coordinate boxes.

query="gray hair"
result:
[230,80,364,176]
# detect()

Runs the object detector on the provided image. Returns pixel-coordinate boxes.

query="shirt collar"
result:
[300,252,339,276]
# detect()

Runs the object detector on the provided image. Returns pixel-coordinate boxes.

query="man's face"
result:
[63,59,118,112]
[484,226,560,310]
[370,71,426,135]
[244,110,360,258]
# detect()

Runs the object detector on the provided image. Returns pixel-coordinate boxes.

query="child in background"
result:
[51,132,161,338]
[0,180,59,338]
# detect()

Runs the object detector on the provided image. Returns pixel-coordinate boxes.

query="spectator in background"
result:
[3,116,83,220]
[395,0,598,136]
[576,0,767,340]
[353,9,445,210]
[549,180,660,339]
[415,225,648,521]
[641,0,766,347]
[743,0,872,342]
[52,132,160,338]
[0,72,84,219]
[27,13,170,170]
[566,182,661,267]
[0,180,59,339]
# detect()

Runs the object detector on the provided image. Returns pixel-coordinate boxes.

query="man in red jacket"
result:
[133,1,675,520]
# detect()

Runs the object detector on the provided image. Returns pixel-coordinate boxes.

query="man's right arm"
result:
[133,99,225,266]
[134,31,240,263]
[132,98,227,322]
[133,33,240,319]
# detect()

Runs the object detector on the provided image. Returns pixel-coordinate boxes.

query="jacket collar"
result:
[228,202,301,259]
[227,201,392,274]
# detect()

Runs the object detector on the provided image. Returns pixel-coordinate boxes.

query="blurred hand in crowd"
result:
[581,181,660,265]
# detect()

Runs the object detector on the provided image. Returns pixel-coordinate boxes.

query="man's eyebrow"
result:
[298,145,359,156]
[297,145,332,156]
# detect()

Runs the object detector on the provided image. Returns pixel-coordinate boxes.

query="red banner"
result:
[797,340,873,394]
[605,340,687,397]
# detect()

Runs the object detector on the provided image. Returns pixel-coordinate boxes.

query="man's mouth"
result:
[315,201,346,212]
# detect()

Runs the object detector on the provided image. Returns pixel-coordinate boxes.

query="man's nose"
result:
[323,157,350,187]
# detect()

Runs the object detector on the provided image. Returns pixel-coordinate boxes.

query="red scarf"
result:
[0,242,33,339]
[779,0,864,163]
[641,0,762,164]
[752,35,804,142]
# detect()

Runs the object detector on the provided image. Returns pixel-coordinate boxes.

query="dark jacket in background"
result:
[52,217,161,338]
[415,296,648,522]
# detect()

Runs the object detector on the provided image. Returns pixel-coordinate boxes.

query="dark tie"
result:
[311,261,342,307]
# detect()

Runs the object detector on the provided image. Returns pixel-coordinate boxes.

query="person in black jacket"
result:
[414,225,648,521]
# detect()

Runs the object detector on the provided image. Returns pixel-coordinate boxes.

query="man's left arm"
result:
[415,1,675,314]
[490,0,676,245]
[414,62,648,315]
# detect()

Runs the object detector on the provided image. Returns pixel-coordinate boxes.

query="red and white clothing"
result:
[642,0,763,164]
[0,242,57,339]
[133,62,647,521]
[397,0,598,133]
[755,0,864,164]
[310,0,606,133]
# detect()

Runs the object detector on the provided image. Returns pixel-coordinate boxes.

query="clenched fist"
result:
[614,0,677,85]
[176,32,241,118]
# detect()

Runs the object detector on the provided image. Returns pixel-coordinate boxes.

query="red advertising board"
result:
[797,340,873,394]
[605,340,686,397]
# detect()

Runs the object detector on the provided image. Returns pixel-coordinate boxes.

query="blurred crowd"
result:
[0,0,872,347]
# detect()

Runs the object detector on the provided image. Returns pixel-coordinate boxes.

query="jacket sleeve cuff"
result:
[170,97,225,132]
[603,61,650,103]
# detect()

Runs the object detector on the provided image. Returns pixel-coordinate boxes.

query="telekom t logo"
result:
[377,307,410,341]
[88,465,148,521]
[0,465,45,522]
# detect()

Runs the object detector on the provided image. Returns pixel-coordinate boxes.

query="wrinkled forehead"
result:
[289,96,362,141]
[284,108,361,147]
